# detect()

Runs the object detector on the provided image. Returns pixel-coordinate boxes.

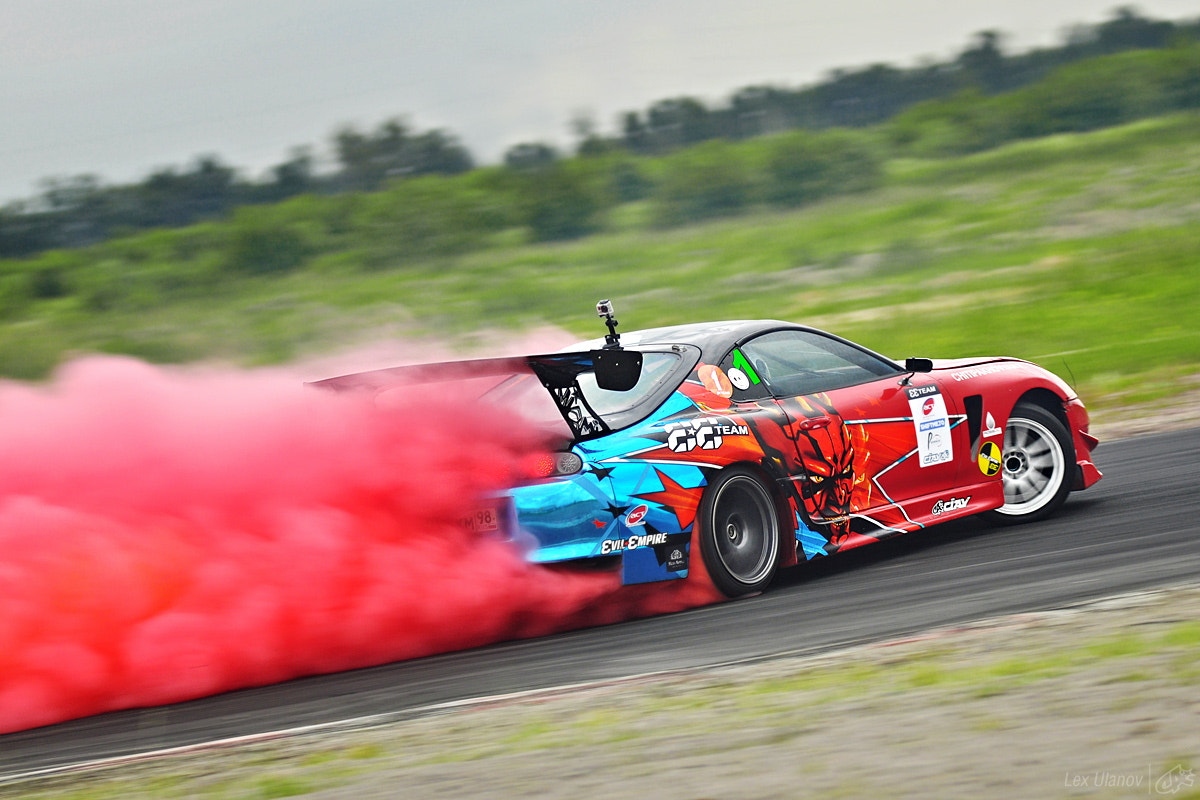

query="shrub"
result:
[765,130,883,207]
[225,208,308,275]
[652,141,753,227]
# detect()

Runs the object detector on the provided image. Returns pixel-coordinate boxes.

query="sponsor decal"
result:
[905,384,939,399]
[665,418,750,453]
[624,504,649,527]
[727,368,750,391]
[950,363,1021,382]
[906,385,953,467]
[697,364,734,398]
[601,532,670,554]
[978,441,1001,476]
[932,496,970,515]
[666,548,687,572]
[982,412,1002,438]
[730,350,762,385]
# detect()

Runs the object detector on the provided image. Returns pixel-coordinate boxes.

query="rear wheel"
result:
[984,402,1074,525]
[698,467,780,597]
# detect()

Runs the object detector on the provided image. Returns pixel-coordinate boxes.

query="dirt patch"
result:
[1090,376,1200,441]
[9,585,1199,800]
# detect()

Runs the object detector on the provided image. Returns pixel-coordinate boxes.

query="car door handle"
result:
[797,417,832,431]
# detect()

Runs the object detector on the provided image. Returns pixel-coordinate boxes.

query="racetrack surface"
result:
[3,426,1198,777]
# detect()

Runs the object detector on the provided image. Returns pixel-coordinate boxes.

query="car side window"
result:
[725,330,901,398]
[717,346,773,402]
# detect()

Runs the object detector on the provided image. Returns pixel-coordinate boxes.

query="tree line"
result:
[1,6,1198,260]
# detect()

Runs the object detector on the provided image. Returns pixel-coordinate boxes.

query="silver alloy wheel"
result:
[994,416,1066,516]
[710,474,779,586]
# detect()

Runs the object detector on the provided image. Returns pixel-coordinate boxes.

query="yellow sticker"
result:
[978,441,1001,477]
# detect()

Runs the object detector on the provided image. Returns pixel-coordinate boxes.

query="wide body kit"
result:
[502,324,1101,588]
[319,319,1101,593]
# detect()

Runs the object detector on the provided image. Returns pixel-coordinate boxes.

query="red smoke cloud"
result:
[0,357,719,735]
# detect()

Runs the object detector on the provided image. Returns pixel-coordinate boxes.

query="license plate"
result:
[461,506,499,534]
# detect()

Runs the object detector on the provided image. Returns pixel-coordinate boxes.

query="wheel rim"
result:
[711,475,778,585]
[994,417,1065,516]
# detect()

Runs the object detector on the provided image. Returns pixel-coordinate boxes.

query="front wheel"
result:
[984,402,1075,525]
[698,467,780,597]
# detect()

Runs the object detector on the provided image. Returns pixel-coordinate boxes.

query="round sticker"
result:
[922,397,935,416]
[728,368,750,391]
[697,364,734,399]
[625,504,648,526]
[978,441,1001,476]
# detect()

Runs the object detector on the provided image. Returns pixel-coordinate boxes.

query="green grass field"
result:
[3,114,1199,416]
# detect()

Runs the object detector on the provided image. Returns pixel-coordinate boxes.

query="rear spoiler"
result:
[309,349,642,442]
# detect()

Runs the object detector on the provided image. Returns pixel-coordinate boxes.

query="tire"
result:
[697,467,780,597]
[983,402,1075,525]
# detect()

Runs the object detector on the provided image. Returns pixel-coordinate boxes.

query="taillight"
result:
[523,451,584,479]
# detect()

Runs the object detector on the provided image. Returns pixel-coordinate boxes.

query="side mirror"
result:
[904,357,933,373]
[593,349,643,391]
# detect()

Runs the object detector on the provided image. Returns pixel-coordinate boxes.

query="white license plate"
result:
[461,506,500,534]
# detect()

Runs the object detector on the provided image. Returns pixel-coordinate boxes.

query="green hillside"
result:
[2,113,1199,419]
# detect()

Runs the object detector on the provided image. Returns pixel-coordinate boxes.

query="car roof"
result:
[573,319,800,362]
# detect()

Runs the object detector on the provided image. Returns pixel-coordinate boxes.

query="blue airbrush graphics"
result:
[510,389,707,582]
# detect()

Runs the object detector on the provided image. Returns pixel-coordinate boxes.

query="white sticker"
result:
[982,412,1002,438]
[728,368,750,391]
[907,385,953,468]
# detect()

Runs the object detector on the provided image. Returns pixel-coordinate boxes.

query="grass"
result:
[2,113,1199,417]
[256,776,312,799]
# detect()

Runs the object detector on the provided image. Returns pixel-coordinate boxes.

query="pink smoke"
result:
[0,357,720,735]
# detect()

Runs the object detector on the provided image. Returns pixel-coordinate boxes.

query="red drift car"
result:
[319,305,1102,598]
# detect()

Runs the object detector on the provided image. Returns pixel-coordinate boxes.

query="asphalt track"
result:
[3,427,1199,778]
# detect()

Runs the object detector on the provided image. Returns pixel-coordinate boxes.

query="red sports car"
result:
[319,305,1102,597]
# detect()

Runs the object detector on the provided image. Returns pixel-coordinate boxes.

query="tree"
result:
[569,112,615,156]
[333,119,472,191]
[504,142,559,171]
[958,31,1010,93]
[269,147,314,199]
[621,111,650,154]
[132,155,237,228]
[406,130,473,175]
[1097,7,1175,52]
[645,97,715,151]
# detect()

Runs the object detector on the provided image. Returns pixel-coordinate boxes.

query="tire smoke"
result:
[0,357,719,735]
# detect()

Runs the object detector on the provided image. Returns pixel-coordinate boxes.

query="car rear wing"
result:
[309,349,642,442]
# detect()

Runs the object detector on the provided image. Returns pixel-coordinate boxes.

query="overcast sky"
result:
[3,0,1198,202]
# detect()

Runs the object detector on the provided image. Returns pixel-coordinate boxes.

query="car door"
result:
[720,329,966,548]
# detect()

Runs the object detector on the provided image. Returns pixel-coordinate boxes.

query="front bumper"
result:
[1065,397,1102,491]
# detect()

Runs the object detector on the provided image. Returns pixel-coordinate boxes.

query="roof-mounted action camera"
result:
[596,299,620,349]
[592,299,641,390]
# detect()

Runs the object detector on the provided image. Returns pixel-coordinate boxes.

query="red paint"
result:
[0,358,719,734]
